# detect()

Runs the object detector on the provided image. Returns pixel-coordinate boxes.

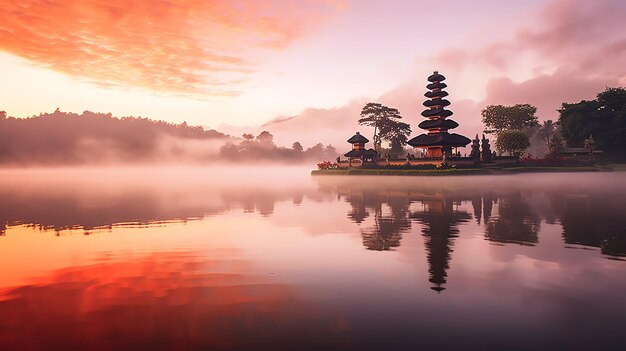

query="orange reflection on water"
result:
[0,249,347,351]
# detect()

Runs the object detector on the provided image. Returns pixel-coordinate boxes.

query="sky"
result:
[1,0,625,146]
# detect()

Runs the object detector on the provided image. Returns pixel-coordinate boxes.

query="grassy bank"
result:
[311,166,612,176]
[501,166,607,173]
[311,168,491,176]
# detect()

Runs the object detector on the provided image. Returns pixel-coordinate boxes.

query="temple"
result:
[344,132,377,164]
[408,71,471,157]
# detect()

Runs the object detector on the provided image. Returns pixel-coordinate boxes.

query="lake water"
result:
[0,168,625,350]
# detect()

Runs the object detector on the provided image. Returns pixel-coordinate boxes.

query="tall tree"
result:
[379,119,411,156]
[358,103,406,152]
[536,120,555,143]
[482,104,539,135]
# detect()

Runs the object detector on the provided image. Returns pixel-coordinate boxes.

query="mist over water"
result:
[0,167,625,350]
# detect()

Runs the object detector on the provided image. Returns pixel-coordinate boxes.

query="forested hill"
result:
[0,109,230,165]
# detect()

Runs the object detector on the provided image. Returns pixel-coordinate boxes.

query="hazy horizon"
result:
[2,0,625,146]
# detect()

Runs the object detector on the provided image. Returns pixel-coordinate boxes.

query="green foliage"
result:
[481,104,539,134]
[496,130,531,156]
[558,87,626,160]
[358,103,410,153]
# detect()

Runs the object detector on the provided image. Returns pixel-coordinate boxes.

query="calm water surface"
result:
[0,168,625,350]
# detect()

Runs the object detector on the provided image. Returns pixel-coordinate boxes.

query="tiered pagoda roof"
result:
[344,132,377,158]
[408,71,471,153]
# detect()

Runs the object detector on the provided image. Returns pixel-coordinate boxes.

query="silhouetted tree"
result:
[292,142,303,152]
[380,119,411,156]
[358,103,405,153]
[255,131,274,145]
[558,87,626,160]
[537,120,556,143]
[547,133,565,157]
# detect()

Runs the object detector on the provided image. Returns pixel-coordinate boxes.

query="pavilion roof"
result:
[344,148,377,158]
[347,132,369,144]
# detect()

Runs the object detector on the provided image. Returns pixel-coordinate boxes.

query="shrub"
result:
[496,130,530,156]
[317,161,337,170]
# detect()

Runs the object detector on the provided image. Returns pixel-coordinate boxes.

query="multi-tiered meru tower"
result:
[407,71,471,158]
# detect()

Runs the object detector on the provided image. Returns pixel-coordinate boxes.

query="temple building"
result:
[344,132,377,163]
[408,71,471,157]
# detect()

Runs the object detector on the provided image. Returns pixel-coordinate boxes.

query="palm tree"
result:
[537,120,555,143]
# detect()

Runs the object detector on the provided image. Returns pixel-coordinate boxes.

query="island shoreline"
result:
[311,166,612,176]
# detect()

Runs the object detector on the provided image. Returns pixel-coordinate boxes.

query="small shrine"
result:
[344,132,377,163]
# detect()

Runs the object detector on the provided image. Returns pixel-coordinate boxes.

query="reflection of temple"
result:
[339,184,474,291]
[411,194,471,292]
[470,191,495,225]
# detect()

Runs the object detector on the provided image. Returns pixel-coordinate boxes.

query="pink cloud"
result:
[0,0,340,95]
[263,0,626,148]
[483,69,619,120]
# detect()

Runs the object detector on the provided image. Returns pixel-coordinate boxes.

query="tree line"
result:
[0,109,338,165]
[481,87,626,160]
[219,130,338,162]
[348,86,625,161]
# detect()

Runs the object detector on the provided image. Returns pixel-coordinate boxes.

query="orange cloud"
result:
[0,0,340,95]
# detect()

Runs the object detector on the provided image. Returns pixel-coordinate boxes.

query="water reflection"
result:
[324,176,626,291]
[411,195,471,292]
[484,192,540,246]
[0,250,346,350]
[551,192,626,257]
[0,168,321,234]
[1,170,626,350]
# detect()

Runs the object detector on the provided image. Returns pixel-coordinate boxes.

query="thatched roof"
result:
[418,119,459,130]
[423,98,451,108]
[421,108,453,118]
[347,132,369,144]
[426,82,447,90]
[407,133,471,147]
[427,72,446,82]
[425,90,449,99]
[344,148,377,158]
